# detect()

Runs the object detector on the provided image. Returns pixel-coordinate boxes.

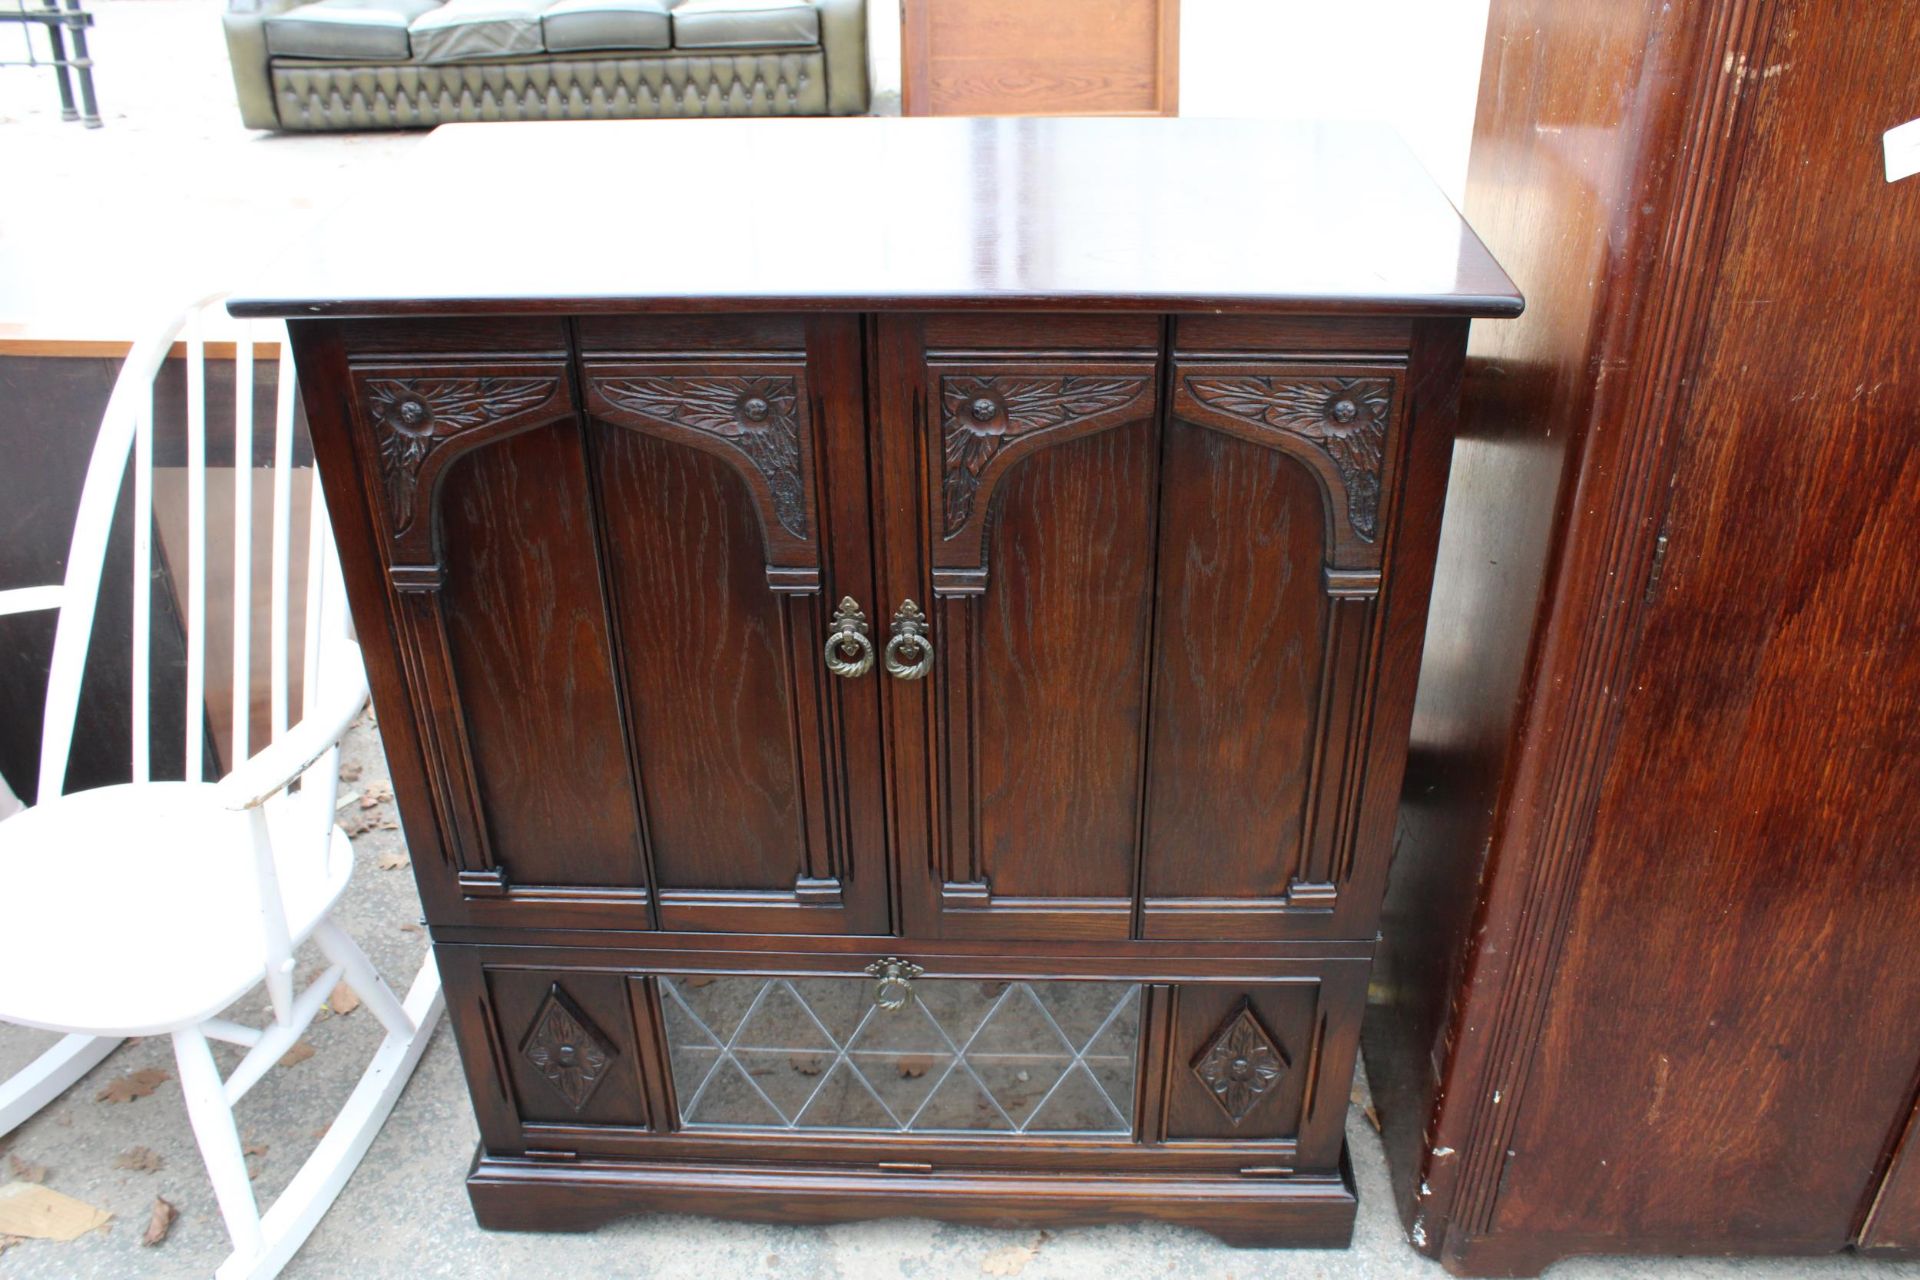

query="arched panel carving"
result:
[349,361,575,577]
[930,363,1157,587]
[582,362,816,573]
[1172,364,1404,570]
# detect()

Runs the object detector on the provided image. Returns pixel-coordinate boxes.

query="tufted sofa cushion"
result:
[670,0,817,49]
[264,0,441,61]
[542,0,671,53]
[409,0,546,62]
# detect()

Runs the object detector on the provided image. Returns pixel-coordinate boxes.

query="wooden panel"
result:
[437,422,647,889]
[1156,973,1363,1171]
[1141,421,1327,898]
[1366,0,1920,1273]
[482,966,653,1131]
[969,422,1158,899]
[904,0,1179,117]
[1862,1095,1920,1251]
[590,425,803,894]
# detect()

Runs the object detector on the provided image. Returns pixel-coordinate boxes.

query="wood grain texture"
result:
[970,423,1158,900]
[1141,421,1327,899]
[903,0,1178,117]
[589,424,803,895]
[437,423,647,890]
[1366,0,1920,1272]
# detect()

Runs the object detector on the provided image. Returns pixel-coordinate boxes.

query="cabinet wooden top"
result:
[230,117,1520,320]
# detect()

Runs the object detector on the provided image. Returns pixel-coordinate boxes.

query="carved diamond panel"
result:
[1191,999,1290,1125]
[520,983,616,1113]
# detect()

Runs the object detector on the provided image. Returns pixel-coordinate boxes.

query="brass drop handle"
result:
[884,600,935,680]
[823,596,874,678]
[865,957,924,1010]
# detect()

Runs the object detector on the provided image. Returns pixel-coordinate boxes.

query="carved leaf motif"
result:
[1184,375,1393,541]
[595,375,808,540]
[940,374,1152,538]
[365,376,559,534]
[521,984,615,1113]
[1192,1000,1290,1125]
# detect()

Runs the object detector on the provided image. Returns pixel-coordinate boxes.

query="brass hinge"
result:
[1239,1165,1295,1178]
[877,1161,933,1174]
[525,1148,579,1161]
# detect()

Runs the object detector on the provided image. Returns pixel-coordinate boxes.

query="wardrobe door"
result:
[331,315,888,935]
[576,315,888,935]
[872,315,1165,940]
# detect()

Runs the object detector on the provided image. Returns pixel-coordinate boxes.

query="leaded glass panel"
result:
[659,976,1140,1135]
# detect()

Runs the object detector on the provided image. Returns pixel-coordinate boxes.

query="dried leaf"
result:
[96,1068,169,1104]
[0,1183,112,1241]
[329,981,361,1017]
[787,1053,827,1077]
[7,1155,46,1183]
[376,851,409,871]
[980,1233,1048,1277]
[360,781,393,809]
[243,1140,269,1158]
[0,1233,22,1255]
[278,1041,316,1068]
[339,762,363,782]
[896,1054,935,1079]
[377,818,399,830]
[398,921,424,934]
[342,813,378,837]
[1362,1102,1383,1133]
[113,1147,163,1173]
[140,1196,177,1247]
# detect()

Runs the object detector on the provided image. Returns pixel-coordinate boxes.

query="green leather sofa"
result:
[223,0,867,130]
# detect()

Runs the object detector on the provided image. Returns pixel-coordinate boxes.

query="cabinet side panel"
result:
[591,424,804,892]
[437,422,647,888]
[1141,421,1326,897]
[969,422,1158,899]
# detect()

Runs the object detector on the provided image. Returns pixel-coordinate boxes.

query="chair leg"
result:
[311,917,414,1039]
[0,1033,121,1137]
[172,1026,265,1263]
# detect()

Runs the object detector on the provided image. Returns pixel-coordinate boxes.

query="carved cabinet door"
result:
[337,316,889,935]
[870,316,1419,941]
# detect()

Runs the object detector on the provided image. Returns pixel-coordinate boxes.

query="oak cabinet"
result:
[236,116,1517,1249]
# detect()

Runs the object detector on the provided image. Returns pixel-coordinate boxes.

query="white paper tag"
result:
[1886,117,1920,183]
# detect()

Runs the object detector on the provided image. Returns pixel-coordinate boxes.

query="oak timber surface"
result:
[230,118,1520,320]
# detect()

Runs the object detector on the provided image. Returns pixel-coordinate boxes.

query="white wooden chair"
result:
[0,296,444,1279]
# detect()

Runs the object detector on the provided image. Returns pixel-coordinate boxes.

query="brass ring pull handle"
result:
[884,599,935,680]
[864,957,924,1011]
[823,597,874,678]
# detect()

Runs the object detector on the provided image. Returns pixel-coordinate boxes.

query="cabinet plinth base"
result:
[466,1146,1358,1248]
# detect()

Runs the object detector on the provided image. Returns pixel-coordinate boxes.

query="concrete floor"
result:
[5,5,1920,1277]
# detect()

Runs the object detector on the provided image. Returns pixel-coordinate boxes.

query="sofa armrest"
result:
[223,0,305,130]
[814,0,868,116]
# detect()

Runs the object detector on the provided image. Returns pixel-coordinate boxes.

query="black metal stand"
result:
[2,0,101,127]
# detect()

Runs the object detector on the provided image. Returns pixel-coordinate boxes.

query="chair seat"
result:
[0,783,354,1037]
[542,0,671,53]
[671,0,818,49]
[264,0,442,61]
[410,0,547,63]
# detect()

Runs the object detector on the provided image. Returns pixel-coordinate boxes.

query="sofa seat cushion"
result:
[409,0,546,62]
[542,0,670,52]
[264,0,440,61]
[671,0,817,49]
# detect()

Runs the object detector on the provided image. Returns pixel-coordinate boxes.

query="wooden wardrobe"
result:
[1365,0,1920,1272]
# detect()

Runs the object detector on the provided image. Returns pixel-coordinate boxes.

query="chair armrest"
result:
[814,0,869,116]
[0,586,62,618]
[215,651,369,811]
[223,0,305,130]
